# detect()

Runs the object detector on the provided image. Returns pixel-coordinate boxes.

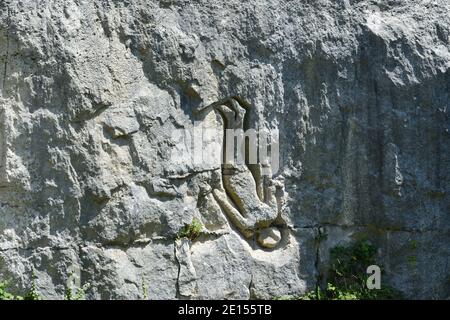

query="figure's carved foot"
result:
[257,227,282,249]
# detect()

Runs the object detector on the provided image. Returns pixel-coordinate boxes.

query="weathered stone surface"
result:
[250,230,306,299]
[0,0,449,299]
[81,241,178,300]
[0,246,80,299]
[175,238,198,298]
[190,233,253,299]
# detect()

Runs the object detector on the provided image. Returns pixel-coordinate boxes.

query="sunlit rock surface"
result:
[0,0,449,299]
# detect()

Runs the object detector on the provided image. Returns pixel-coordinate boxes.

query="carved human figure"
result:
[196,98,282,247]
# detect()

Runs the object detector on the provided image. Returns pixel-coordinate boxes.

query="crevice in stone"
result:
[0,245,73,253]
[70,103,110,124]
[174,240,182,299]
[167,167,221,180]
[291,222,448,234]
[191,230,230,245]
[0,238,179,253]
[2,5,10,92]
[313,226,322,295]
[248,274,255,300]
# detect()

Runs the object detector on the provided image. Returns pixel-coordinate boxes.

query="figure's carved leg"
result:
[249,162,284,249]
[221,165,258,215]
[248,163,264,202]
[198,97,284,248]
[221,163,280,243]
[212,189,255,238]
[262,164,279,211]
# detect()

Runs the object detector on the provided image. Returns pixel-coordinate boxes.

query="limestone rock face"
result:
[0,0,449,299]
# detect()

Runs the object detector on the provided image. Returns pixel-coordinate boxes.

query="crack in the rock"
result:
[167,167,221,180]
[314,226,322,295]
[0,238,176,253]
[0,245,72,253]
[248,274,254,299]
[174,241,182,299]
[291,222,448,234]
[2,4,10,92]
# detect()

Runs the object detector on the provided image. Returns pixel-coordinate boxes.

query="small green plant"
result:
[1,271,45,300]
[64,282,89,300]
[64,270,90,300]
[24,270,41,300]
[64,285,89,300]
[177,218,203,241]
[326,240,401,299]
[0,281,18,300]
[2,269,94,300]
[407,255,417,266]
[292,241,403,300]
[141,277,148,300]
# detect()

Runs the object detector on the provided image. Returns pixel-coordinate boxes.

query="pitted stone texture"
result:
[190,234,253,299]
[175,238,198,298]
[250,231,306,299]
[0,0,449,299]
[80,242,178,300]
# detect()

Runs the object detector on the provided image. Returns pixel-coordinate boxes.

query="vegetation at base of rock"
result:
[64,269,90,300]
[141,277,148,300]
[177,218,203,241]
[64,286,88,300]
[275,241,403,300]
[0,282,18,300]
[1,269,91,300]
[2,241,404,301]
[64,282,89,300]
[324,240,402,300]
[0,273,40,300]
[24,271,41,300]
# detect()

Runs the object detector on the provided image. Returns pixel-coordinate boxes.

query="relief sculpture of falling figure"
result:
[196,98,282,248]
